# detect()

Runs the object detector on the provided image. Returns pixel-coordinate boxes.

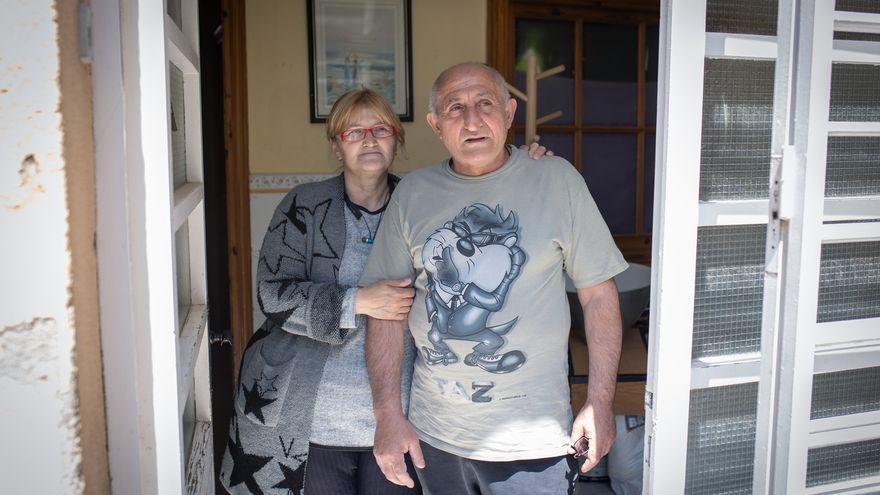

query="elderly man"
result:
[359,62,627,494]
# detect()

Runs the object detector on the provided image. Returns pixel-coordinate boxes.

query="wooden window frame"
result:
[488,0,659,263]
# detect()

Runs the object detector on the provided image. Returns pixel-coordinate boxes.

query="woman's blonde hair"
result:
[325,88,405,147]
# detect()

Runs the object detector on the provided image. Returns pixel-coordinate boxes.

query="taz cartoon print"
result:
[421,203,526,374]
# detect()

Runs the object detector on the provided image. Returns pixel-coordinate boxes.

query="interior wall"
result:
[246,0,487,174]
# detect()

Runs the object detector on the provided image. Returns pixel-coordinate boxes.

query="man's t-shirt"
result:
[360,146,628,461]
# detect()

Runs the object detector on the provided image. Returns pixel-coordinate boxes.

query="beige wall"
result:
[246,0,487,174]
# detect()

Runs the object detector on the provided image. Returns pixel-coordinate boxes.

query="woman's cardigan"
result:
[220,174,396,494]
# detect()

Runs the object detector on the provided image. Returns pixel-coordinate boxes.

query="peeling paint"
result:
[0,154,46,211]
[0,317,57,382]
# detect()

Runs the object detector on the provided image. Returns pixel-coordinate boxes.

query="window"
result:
[494,1,660,263]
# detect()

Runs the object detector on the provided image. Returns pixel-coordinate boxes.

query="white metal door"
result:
[93,0,213,493]
[647,0,880,493]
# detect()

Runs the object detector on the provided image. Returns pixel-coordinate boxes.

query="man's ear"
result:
[426,112,442,138]
[505,98,517,128]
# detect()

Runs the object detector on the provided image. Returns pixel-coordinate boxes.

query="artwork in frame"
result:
[307,0,413,123]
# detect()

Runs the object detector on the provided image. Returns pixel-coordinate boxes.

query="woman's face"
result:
[332,107,397,177]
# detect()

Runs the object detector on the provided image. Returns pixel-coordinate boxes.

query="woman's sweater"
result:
[219,174,413,494]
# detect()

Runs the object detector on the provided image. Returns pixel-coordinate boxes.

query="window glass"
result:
[581,133,637,234]
[514,19,575,125]
[582,23,638,126]
[170,62,188,189]
[175,220,191,328]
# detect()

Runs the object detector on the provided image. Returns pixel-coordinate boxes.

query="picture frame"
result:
[307,0,413,123]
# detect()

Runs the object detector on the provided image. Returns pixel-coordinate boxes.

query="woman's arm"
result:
[256,190,415,344]
[256,191,350,344]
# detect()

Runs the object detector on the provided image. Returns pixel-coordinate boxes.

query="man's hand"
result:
[568,400,616,473]
[373,414,426,488]
[356,278,414,320]
[520,135,555,159]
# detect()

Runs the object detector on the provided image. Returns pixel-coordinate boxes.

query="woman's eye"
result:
[374,125,393,136]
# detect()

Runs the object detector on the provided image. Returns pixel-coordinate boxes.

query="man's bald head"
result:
[429,62,511,116]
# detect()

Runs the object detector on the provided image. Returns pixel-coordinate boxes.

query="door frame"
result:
[92,0,214,491]
[221,0,254,382]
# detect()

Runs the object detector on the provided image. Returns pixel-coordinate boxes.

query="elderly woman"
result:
[220,88,549,494]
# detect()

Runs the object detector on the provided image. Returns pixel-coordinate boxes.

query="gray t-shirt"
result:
[360,147,627,461]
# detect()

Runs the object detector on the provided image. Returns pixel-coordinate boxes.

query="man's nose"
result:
[462,106,482,131]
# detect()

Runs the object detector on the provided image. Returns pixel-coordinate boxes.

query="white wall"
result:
[0,1,85,492]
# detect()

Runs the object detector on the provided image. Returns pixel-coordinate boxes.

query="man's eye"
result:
[479,100,493,106]
[448,105,463,112]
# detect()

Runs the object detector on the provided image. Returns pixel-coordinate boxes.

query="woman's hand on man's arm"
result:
[355,278,415,320]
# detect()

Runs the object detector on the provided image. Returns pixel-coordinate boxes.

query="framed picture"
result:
[307,0,413,123]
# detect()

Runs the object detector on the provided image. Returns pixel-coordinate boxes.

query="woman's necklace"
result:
[360,210,384,244]
[344,180,391,244]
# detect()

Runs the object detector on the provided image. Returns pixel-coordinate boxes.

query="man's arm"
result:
[569,278,622,472]
[366,316,425,487]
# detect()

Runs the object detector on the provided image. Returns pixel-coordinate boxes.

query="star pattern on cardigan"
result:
[271,461,305,494]
[256,371,279,395]
[227,422,273,494]
[242,381,277,425]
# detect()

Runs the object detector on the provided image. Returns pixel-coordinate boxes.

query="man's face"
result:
[427,67,517,171]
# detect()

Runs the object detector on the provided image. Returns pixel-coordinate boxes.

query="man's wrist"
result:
[374,404,405,423]
[583,396,614,412]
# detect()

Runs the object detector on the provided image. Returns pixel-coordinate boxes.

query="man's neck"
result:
[343,171,389,211]
[451,146,510,177]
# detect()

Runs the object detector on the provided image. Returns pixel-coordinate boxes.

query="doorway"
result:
[212,1,880,494]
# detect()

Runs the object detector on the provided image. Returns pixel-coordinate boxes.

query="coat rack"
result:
[505,51,565,145]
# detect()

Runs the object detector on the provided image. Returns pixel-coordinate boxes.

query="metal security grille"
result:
[825,136,880,197]
[685,382,759,495]
[706,0,778,35]
[806,438,880,487]
[829,63,880,122]
[692,225,766,358]
[700,59,775,200]
[169,62,187,189]
[811,366,880,419]
[834,31,880,42]
[836,0,880,14]
[817,241,880,323]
